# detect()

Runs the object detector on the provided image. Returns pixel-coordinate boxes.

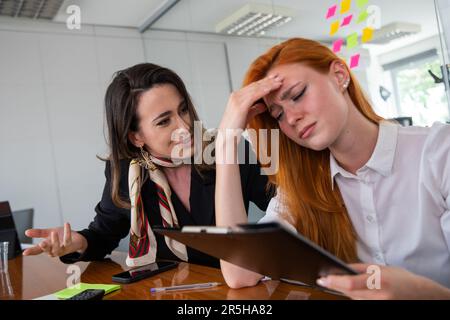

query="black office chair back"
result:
[390,117,413,126]
[0,202,22,259]
[12,208,34,244]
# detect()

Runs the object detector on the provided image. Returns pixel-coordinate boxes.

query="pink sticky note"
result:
[332,39,344,53]
[326,5,337,19]
[350,54,361,68]
[341,14,353,27]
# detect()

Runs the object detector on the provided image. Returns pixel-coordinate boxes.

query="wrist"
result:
[76,234,88,254]
[425,280,450,299]
[216,127,244,143]
[215,137,239,164]
[415,275,450,299]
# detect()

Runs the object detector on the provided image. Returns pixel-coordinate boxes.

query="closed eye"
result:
[275,111,284,122]
[269,105,284,122]
[274,86,307,122]
[292,86,307,101]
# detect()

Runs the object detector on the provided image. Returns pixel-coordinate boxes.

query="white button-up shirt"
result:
[261,121,450,287]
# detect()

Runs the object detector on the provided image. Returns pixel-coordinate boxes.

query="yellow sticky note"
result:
[340,0,351,14]
[362,27,374,43]
[330,21,340,36]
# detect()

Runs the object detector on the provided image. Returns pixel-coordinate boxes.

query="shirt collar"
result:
[330,120,399,189]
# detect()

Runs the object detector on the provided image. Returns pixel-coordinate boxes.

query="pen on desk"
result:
[150,282,221,293]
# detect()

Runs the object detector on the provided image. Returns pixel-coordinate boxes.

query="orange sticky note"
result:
[330,20,340,36]
[340,0,351,14]
[362,27,374,43]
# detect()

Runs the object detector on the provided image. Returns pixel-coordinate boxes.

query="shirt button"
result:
[374,252,383,261]
[366,215,375,223]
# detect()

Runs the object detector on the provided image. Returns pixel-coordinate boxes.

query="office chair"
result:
[11,208,34,244]
[0,201,22,258]
[390,117,413,126]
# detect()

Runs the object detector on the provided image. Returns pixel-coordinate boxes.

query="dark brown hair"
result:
[103,63,212,209]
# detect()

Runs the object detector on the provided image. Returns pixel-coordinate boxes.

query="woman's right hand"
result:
[22,222,88,257]
[218,74,283,132]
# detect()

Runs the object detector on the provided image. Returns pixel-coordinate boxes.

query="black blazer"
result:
[61,141,274,268]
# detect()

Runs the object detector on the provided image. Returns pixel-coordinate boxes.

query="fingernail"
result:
[317,277,328,287]
[269,74,277,79]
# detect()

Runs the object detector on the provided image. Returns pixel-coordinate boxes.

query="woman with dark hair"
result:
[23,63,273,268]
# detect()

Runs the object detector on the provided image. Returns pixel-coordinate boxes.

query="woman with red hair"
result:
[215,38,450,299]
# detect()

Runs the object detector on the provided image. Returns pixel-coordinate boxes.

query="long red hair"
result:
[244,38,384,262]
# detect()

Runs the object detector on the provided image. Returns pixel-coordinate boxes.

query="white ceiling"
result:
[51,0,439,50]
[53,0,165,28]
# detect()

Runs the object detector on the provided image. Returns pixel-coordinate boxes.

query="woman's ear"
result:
[330,60,350,91]
[128,131,144,148]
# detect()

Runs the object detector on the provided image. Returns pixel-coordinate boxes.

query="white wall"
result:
[0,17,280,233]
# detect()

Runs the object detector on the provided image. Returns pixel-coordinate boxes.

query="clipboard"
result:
[154,221,357,287]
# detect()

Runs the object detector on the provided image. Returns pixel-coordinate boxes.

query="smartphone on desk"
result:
[112,261,179,283]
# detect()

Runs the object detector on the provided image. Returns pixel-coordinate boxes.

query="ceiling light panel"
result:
[215,3,294,37]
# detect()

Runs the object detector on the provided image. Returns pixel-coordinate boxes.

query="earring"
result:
[138,146,157,171]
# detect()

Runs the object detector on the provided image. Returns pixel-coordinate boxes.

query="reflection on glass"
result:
[392,55,449,125]
[0,241,8,273]
[285,290,311,300]
[0,270,14,298]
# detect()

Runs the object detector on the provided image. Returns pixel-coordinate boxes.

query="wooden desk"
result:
[2,252,347,300]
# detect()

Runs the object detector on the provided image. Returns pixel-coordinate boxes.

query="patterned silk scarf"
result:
[126,155,188,267]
